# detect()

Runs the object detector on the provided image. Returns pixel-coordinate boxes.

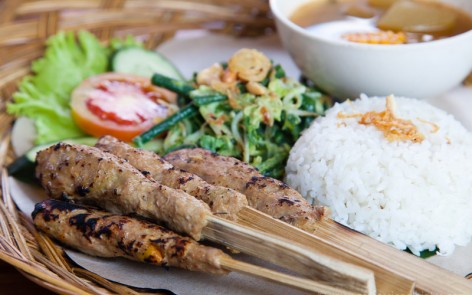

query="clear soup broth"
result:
[290,0,472,44]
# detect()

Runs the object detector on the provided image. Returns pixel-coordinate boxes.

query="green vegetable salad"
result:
[136,49,333,179]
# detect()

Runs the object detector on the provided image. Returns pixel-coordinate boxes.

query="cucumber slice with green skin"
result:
[111,47,185,81]
[8,137,97,184]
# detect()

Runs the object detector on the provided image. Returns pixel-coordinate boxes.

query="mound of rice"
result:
[285,95,472,256]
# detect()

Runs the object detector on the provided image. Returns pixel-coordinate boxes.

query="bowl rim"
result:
[269,0,472,51]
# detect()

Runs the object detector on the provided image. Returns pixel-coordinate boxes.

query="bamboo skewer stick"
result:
[219,255,361,295]
[204,215,375,294]
[237,207,414,294]
[314,218,472,294]
[237,206,472,295]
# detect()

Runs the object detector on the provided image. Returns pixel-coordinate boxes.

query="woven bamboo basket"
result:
[0,1,273,294]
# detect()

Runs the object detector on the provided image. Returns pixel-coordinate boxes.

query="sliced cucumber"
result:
[8,137,96,184]
[111,47,184,81]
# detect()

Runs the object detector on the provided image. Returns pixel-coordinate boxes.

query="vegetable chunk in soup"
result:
[290,0,472,44]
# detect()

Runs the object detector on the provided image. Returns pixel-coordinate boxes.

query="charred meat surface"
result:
[33,200,229,274]
[35,143,211,240]
[95,136,248,221]
[164,148,330,232]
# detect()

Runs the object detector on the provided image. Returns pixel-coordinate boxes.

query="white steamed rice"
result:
[285,95,472,256]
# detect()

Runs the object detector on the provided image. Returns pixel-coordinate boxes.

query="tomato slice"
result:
[71,73,177,142]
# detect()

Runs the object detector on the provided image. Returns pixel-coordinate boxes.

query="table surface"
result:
[0,260,54,295]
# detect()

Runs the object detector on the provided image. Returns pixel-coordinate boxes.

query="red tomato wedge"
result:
[71,73,177,142]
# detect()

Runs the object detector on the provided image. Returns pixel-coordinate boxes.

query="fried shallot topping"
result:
[197,49,272,99]
[342,30,406,45]
[338,95,425,143]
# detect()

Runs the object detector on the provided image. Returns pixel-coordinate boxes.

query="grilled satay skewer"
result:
[95,135,248,221]
[97,136,413,294]
[35,143,375,294]
[33,199,227,274]
[33,199,357,294]
[164,148,329,229]
[164,148,472,295]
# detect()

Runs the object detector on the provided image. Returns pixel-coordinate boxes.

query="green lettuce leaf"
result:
[109,35,143,52]
[7,31,109,144]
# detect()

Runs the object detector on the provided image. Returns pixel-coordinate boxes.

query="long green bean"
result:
[191,93,227,106]
[134,89,228,146]
[133,104,198,146]
[151,73,194,96]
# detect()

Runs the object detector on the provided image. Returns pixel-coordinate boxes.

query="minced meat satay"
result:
[95,136,248,221]
[35,143,211,240]
[33,199,229,274]
[163,148,330,232]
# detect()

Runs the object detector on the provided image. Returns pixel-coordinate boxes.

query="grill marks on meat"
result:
[95,136,248,221]
[164,148,330,232]
[35,143,211,240]
[33,200,228,274]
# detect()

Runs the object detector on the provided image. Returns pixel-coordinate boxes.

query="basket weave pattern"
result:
[0,0,272,293]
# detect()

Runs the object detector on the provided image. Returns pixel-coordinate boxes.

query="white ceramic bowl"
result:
[270,0,472,99]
